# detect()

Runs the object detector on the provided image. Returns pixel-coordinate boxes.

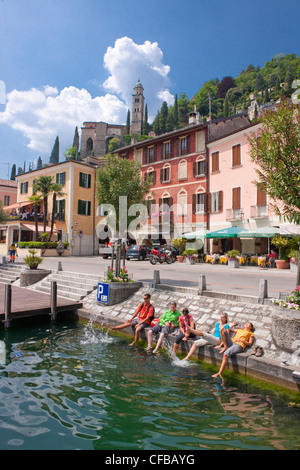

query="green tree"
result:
[96,154,152,236]
[142,104,149,135]
[37,157,43,169]
[0,201,6,224]
[249,100,300,224]
[173,94,179,128]
[108,137,121,153]
[10,164,16,181]
[126,109,130,135]
[33,176,54,233]
[49,183,64,241]
[28,194,43,241]
[160,101,168,133]
[73,126,80,159]
[50,136,59,164]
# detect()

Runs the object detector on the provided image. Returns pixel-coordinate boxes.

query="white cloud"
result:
[0,85,128,155]
[103,37,173,119]
[0,37,173,158]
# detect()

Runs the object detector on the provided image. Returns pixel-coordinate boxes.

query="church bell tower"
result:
[131,80,144,135]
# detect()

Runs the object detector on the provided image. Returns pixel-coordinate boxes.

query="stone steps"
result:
[32,270,100,301]
[0,264,23,284]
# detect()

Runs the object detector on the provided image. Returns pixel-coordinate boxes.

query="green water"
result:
[0,316,299,451]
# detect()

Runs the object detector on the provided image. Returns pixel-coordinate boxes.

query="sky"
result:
[0,0,300,180]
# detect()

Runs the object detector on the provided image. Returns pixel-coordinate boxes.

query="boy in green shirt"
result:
[146,301,181,353]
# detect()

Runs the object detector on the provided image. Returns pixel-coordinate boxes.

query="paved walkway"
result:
[18,255,297,299]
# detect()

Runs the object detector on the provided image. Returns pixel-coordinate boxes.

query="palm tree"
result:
[33,176,53,233]
[49,183,64,241]
[28,194,43,241]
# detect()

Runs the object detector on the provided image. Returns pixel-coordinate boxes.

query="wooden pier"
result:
[0,282,82,328]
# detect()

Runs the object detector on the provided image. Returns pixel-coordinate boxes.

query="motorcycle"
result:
[149,247,173,265]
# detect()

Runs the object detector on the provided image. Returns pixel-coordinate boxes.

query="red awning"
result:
[21,223,59,233]
[4,201,32,211]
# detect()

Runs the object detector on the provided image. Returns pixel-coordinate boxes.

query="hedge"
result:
[18,242,69,249]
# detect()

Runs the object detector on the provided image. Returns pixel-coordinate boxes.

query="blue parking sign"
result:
[97,283,109,303]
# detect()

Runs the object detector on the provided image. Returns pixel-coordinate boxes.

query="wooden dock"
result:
[0,282,82,326]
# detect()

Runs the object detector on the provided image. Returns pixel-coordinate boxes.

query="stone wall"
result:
[80,284,300,392]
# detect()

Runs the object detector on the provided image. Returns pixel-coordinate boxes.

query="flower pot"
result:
[275,260,290,269]
[177,255,185,263]
[186,257,195,265]
[97,281,142,306]
[228,259,239,268]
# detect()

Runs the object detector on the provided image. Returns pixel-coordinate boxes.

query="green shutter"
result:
[78,200,82,214]
[61,172,65,186]
[88,174,91,188]
[20,183,23,194]
[79,172,83,187]
[87,201,91,216]
[56,173,59,183]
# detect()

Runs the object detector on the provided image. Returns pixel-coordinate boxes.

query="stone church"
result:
[80,80,145,159]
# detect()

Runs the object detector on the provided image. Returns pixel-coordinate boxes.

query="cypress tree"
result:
[142,104,149,135]
[10,164,16,181]
[50,136,59,164]
[37,157,43,169]
[126,109,131,134]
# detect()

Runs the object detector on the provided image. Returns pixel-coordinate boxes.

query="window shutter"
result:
[212,152,219,172]
[207,193,211,213]
[61,200,65,219]
[56,173,59,183]
[187,135,190,154]
[257,183,266,206]
[232,187,241,209]
[88,174,91,188]
[160,169,163,183]
[232,144,241,167]
[78,200,82,214]
[61,172,65,186]
[88,201,91,216]
[218,191,223,212]
[79,172,83,187]
[192,194,197,213]
[193,161,197,176]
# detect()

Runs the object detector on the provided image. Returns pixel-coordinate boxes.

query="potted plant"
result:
[288,249,299,272]
[182,249,198,265]
[271,235,290,269]
[171,238,186,262]
[24,249,43,270]
[227,249,240,268]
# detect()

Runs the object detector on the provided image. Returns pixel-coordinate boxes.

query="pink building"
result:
[207,122,279,253]
[0,179,17,210]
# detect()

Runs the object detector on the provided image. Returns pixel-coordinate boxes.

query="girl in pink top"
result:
[173,308,195,354]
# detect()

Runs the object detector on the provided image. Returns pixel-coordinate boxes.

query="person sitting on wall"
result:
[106,293,154,346]
[212,322,255,378]
[146,301,181,353]
[173,308,196,355]
[183,313,232,361]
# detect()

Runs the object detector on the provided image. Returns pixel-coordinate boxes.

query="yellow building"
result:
[2,160,103,256]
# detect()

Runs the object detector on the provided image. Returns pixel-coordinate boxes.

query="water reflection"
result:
[0,317,299,450]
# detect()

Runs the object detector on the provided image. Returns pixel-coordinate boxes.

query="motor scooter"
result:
[149,247,173,264]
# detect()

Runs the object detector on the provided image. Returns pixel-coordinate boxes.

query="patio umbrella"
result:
[238,225,280,238]
[239,225,280,254]
[182,229,208,239]
[205,226,249,239]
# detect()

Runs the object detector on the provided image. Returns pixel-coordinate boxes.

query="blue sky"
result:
[0,0,300,179]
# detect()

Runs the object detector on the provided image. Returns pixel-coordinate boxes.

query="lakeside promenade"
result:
[34,255,296,299]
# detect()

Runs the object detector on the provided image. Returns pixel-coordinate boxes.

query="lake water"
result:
[0,315,299,451]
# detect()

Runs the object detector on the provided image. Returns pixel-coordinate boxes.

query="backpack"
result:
[141,302,155,324]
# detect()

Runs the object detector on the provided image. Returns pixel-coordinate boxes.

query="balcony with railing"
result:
[226,208,244,222]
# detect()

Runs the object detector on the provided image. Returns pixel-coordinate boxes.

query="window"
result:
[55,199,65,221]
[79,172,91,188]
[196,193,205,213]
[178,160,187,180]
[86,138,93,153]
[145,169,156,185]
[177,191,187,216]
[211,151,219,173]
[20,182,28,194]
[3,195,10,206]
[78,199,91,216]
[56,172,66,186]
[162,141,173,160]
[193,158,206,177]
[144,146,157,164]
[208,191,223,213]
[178,136,190,156]
[160,164,170,183]
[232,144,241,167]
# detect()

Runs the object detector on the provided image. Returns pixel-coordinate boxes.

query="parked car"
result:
[126,244,150,261]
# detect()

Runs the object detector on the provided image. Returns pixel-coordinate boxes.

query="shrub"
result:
[227,249,240,259]
[24,249,43,270]
[18,242,69,249]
